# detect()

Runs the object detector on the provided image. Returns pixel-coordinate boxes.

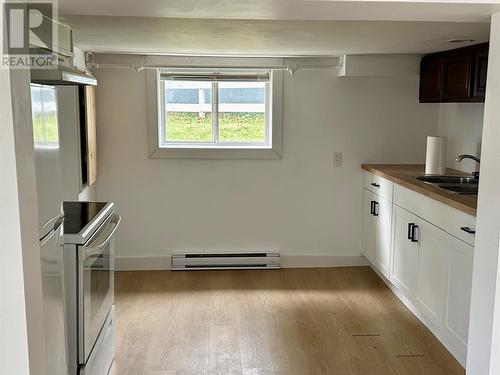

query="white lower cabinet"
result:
[391,211,452,327]
[414,218,451,327]
[390,205,474,365]
[362,188,392,279]
[362,189,376,263]
[362,172,474,366]
[388,204,473,366]
[390,205,418,297]
[374,195,392,278]
[443,237,474,358]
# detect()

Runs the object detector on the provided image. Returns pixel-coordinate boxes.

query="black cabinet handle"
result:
[371,183,380,188]
[460,226,476,234]
[373,201,379,216]
[408,223,415,240]
[370,201,375,215]
[411,225,419,242]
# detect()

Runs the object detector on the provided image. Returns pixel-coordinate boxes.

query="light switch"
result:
[334,152,343,167]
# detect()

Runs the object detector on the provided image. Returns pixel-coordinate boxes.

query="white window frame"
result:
[147,68,283,159]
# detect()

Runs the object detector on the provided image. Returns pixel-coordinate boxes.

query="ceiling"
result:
[59,0,498,56]
[63,16,490,56]
[59,0,500,22]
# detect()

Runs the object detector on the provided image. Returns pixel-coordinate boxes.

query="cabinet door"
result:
[374,196,392,279]
[390,205,418,297]
[361,189,376,263]
[472,45,488,99]
[414,220,451,327]
[419,57,444,102]
[444,238,473,352]
[443,54,472,101]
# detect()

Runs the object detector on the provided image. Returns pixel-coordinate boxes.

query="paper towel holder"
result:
[425,136,447,175]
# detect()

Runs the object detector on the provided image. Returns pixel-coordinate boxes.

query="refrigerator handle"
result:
[39,216,64,245]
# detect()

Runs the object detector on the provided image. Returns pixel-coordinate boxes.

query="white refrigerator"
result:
[31,83,68,375]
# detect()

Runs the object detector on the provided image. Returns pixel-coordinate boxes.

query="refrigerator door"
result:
[40,215,68,375]
[31,84,64,229]
[32,83,68,374]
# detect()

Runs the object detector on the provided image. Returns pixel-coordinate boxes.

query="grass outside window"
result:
[165,112,266,143]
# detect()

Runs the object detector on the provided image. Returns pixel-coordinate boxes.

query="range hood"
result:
[27,15,96,86]
[31,67,97,86]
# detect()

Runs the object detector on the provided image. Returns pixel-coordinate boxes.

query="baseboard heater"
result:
[171,252,280,270]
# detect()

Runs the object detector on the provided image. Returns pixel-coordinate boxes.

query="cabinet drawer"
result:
[393,184,476,246]
[363,172,393,201]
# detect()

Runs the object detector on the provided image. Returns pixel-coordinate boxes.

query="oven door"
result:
[78,213,120,364]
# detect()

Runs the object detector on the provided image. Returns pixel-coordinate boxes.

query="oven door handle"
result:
[39,216,64,245]
[85,214,121,258]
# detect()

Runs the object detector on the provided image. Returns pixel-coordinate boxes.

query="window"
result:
[160,70,270,146]
[31,84,59,148]
[147,68,283,159]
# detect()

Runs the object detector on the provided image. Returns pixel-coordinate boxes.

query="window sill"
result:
[149,147,281,159]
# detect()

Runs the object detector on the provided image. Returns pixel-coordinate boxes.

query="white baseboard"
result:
[115,254,368,271]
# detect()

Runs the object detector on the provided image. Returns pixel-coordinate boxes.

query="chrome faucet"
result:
[456,154,480,179]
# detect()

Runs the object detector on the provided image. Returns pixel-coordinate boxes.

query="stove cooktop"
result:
[63,201,110,235]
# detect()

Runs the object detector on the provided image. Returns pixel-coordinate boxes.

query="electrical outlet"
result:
[334,152,343,167]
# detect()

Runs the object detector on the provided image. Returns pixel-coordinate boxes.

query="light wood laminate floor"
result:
[110,267,464,375]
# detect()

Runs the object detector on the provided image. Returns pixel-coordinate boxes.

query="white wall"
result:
[94,57,439,266]
[0,67,31,375]
[467,12,500,375]
[0,70,47,375]
[437,103,484,173]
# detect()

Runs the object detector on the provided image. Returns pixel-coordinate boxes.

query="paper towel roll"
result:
[425,136,447,175]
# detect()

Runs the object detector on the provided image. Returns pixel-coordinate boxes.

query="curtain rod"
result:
[87,62,341,75]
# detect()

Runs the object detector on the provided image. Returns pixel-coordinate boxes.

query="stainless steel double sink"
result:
[415,175,478,195]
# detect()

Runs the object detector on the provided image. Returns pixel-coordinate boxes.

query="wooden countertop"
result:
[361,164,477,216]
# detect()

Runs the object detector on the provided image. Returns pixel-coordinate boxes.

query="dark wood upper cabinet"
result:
[420,57,444,101]
[473,45,489,99]
[419,42,488,103]
[443,54,472,100]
